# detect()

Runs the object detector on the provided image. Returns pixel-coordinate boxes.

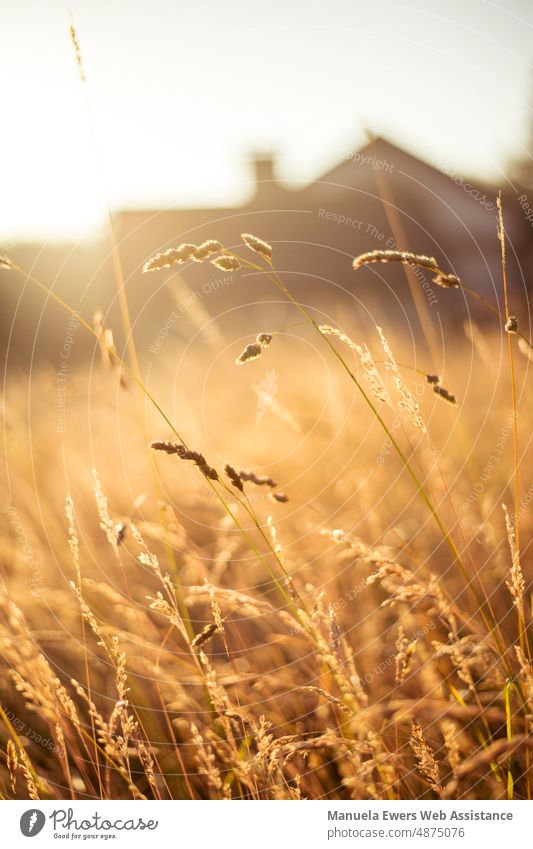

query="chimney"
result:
[249,153,279,201]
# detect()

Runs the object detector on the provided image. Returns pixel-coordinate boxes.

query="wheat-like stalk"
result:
[241,233,273,260]
[6,740,18,795]
[409,723,443,796]
[352,249,461,287]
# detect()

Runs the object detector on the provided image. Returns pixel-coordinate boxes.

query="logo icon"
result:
[20,809,46,837]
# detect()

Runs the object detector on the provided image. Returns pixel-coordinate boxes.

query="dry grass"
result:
[0,231,533,801]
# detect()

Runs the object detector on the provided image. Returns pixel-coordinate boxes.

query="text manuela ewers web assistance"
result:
[328,810,513,821]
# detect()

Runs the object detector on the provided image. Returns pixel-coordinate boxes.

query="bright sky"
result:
[2,0,532,240]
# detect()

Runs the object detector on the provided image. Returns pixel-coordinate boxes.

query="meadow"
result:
[0,229,532,801]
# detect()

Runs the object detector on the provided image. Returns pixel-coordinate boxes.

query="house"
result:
[3,136,531,364]
[116,136,530,344]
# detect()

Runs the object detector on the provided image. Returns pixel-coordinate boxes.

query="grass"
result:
[0,229,532,801]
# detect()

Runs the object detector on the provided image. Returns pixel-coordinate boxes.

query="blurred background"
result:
[1,0,532,367]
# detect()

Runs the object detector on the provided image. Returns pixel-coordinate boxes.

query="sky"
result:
[1,0,532,240]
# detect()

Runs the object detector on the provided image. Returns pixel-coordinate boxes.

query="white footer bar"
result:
[3,800,531,848]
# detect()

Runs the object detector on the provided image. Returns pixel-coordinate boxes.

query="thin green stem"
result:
[7,263,307,622]
[251,257,503,644]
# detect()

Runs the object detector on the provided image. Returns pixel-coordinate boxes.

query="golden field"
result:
[0,237,532,801]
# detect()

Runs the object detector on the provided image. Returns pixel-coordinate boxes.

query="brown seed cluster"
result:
[239,470,277,487]
[426,374,457,405]
[176,446,219,480]
[148,440,179,454]
[149,440,218,480]
[505,316,518,334]
[224,465,282,496]
[224,463,244,492]
[433,385,457,405]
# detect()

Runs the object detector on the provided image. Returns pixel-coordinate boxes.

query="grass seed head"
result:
[210,254,241,272]
[239,470,277,487]
[150,440,218,480]
[395,625,417,686]
[353,249,439,271]
[143,244,198,272]
[224,463,244,491]
[352,249,461,287]
[149,440,181,454]
[433,385,457,405]
[503,503,525,617]
[191,621,220,648]
[432,273,461,288]
[236,342,262,365]
[377,326,426,433]
[241,233,273,261]
[409,723,442,796]
[175,445,219,480]
[256,333,272,347]
[7,740,18,794]
[193,240,224,260]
